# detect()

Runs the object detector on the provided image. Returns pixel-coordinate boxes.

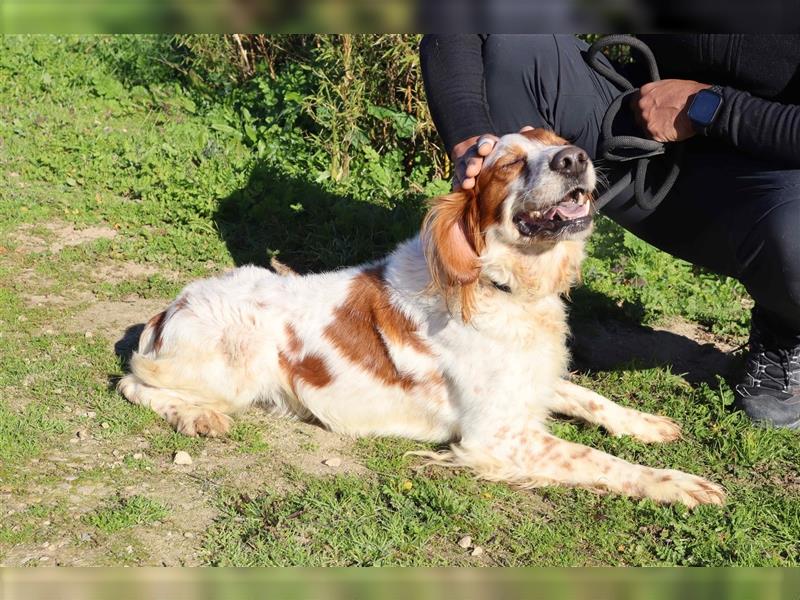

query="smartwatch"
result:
[687,85,724,135]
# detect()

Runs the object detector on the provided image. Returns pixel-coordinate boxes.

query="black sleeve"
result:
[708,86,800,167]
[419,34,495,156]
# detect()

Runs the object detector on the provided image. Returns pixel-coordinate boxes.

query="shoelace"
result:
[742,346,800,393]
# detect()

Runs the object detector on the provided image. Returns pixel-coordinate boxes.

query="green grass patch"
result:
[146,431,205,457]
[580,218,750,338]
[228,422,270,454]
[83,495,169,534]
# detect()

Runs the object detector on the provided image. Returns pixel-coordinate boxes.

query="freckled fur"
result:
[118,129,724,508]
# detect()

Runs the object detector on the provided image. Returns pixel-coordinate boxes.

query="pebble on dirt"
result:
[173,451,193,465]
[322,457,342,468]
[458,535,473,549]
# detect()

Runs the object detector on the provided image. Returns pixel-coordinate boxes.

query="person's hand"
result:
[630,79,711,143]
[450,134,497,190]
[450,126,535,190]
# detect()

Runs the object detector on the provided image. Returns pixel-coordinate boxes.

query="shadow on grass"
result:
[568,286,738,386]
[212,162,425,272]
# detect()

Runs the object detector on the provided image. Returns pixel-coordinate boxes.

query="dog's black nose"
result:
[549,146,588,176]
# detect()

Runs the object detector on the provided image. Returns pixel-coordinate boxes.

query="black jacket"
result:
[420,34,800,166]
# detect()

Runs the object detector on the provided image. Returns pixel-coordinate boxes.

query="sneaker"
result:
[735,310,800,429]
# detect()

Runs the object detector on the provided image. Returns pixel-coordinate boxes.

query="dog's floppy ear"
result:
[422,189,484,321]
[422,189,483,287]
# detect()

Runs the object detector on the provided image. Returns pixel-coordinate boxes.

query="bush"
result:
[171,34,447,196]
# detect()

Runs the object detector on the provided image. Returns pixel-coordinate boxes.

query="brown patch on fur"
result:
[284,323,303,354]
[292,354,333,388]
[324,264,430,390]
[521,128,569,146]
[278,322,331,395]
[571,447,591,460]
[148,310,167,352]
[149,297,189,353]
[586,400,601,412]
[474,147,527,231]
[279,351,333,397]
[422,190,484,321]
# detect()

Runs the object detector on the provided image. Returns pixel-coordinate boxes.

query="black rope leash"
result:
[586,35,684,212]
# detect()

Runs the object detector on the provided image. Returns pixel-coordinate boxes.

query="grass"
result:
[0,35,798,567]
[83,495,169,534]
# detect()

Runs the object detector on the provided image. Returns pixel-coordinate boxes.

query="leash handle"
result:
[587,35,681,212]
[586,35,661,91]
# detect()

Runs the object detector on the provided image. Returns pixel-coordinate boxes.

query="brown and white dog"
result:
[118,129,725,508]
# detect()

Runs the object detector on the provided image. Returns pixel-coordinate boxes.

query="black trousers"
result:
[481,34,800,341]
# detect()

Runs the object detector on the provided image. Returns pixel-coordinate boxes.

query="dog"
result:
[118,129,725,508]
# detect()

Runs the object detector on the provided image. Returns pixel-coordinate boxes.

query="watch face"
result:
[690,90,722,125]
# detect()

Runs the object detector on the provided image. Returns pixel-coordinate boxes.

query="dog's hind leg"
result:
[118,374,233,437]
[551,379,681,443]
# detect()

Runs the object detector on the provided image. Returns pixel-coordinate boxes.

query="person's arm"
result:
[633,34,800,167]
[419,34,494,157]
[708,87,800,167]
[633,79,800,167]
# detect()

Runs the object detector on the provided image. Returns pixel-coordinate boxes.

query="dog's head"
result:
[423,129,596,316]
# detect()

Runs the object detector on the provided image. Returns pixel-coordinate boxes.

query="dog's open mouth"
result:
[513,188,593,238]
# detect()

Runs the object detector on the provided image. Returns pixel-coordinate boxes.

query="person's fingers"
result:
[460,177,476,190]
[464,156,483,178]
[519,125,535,132]
[452,153,470,190]
[476,135,498,156]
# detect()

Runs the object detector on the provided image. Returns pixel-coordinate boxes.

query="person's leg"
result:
[603,144,800,428]
[483,34,620,158]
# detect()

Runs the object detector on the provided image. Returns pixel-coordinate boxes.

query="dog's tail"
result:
[269,256,298,277]
[123,300,204,394]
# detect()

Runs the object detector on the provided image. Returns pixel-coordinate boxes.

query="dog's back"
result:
[119,249,461,440]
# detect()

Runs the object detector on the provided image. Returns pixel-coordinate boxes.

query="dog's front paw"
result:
[611,410,682,444]
[642,468,726,508]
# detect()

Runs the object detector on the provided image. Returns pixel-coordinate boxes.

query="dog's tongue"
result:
[543,201,590,220]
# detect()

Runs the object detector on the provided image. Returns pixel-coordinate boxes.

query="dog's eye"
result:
[499,157,525,170]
